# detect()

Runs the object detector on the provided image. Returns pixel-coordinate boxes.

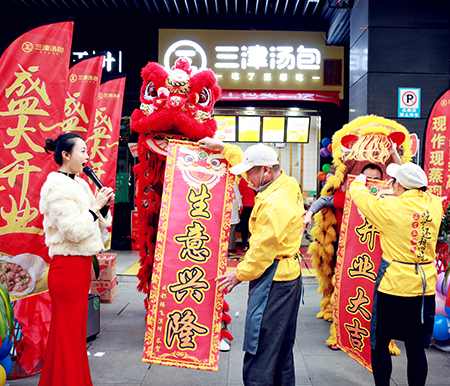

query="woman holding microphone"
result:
[39,132,114,386]
[349,162,443,386]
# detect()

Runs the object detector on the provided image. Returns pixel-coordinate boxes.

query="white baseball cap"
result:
[386,162,428,189]
[229,144,279,175]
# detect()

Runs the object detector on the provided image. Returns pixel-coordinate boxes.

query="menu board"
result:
[213,115,236,142]
[238,116,261,142]
[286,117,310,143]
[262,117,285,143]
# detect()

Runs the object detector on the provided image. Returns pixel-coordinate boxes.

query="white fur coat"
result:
[40,172,112,257]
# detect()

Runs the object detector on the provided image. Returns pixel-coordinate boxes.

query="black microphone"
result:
[83,166,104,189]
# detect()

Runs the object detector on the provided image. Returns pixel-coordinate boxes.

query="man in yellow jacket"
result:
[349,162,443,386]
[199,137,305,386]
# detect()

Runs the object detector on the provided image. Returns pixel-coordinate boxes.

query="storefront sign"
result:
[143,141,234,371]
[159,29,344,96]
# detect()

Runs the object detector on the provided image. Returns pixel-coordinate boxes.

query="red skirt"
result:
[39,255,93,386]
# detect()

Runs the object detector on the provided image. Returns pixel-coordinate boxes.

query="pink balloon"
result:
[436,272,450,296]
[436,292,447,315]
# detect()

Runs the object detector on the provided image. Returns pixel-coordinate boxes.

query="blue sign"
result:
[398,88,420,118]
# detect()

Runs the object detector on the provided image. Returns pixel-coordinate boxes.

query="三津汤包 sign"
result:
[159,29,344,97]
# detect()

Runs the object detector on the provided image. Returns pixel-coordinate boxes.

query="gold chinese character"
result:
[169,266,210,303]
[0,195,44,236]
[431,133,446,149]
[430,151,445,166]
[428,168,444,184]
[346,287,371,321]
[347,253,377,282]
[0,150,40,207]
[165,308,209,350]
[344,318,369,352]
[432,116,446,132]
[187,183,212,219]
[5,115,44,152]
[355,218,380,252]
[5,64,50,104]
[174,221,211,263]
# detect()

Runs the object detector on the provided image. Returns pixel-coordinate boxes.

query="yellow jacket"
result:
[222,145,305,282]
[349,180,443,296]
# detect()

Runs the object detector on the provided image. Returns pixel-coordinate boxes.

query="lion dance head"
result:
[131,58,222,298]
[308,115,411,345]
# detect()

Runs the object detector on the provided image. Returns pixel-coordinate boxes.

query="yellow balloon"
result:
[0,365,6,386]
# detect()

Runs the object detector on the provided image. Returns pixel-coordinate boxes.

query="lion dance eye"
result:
[210,159,221,167]
[184,154,195,164]
[198,87,212,107]
[143,81,157,100]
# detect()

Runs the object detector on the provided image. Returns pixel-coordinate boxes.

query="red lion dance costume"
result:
[131,59,233,340]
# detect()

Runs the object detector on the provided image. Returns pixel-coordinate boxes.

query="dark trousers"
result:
[243,275,302,386]
[371,292,435,386]
[240,206,253,246]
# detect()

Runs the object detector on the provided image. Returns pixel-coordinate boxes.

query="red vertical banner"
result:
[65,54,104,139]
[334,177,392,372]
[0,21,73,297]
[85,76,126,222]
[424,88,450,198]
[143,141,234,371]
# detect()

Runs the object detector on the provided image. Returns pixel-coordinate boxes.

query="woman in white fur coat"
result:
[39,132,114,386]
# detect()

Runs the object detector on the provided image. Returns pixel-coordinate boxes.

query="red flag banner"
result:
[143,140,234,371]
[85,76,126,194]
[65,54,104,138]
[0,20,73,299]
[424,88,450,198]
[334,176,392,372]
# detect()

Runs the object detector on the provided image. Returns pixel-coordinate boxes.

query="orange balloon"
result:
[317,171,327,181]
[327,143,332,153]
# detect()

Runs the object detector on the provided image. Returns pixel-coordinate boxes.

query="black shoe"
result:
[228,249,237,253]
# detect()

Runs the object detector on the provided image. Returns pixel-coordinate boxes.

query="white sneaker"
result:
[220,339,230,352]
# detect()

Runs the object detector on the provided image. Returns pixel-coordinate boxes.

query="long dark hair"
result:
[44,133,84,166]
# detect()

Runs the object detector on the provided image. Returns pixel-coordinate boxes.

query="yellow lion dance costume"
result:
[308,115,412,354]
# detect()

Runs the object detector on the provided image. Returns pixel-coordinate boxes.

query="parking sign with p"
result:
[398,88,421,118]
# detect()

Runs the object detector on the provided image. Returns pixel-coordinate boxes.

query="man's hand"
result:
[198,137,226,152]
[216,269,241,293]
[303,210,314,229]
[389,138,403,165]
[354,174,367,185]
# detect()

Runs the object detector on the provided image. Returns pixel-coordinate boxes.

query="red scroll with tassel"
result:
[143,140,234,371]
[334,176,392,372]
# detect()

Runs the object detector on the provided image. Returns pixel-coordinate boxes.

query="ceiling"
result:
[0,0,352,45]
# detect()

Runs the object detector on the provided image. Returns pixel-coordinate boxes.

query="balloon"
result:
[326,173,333,179]
[436,292,447,315]
[327,143,333,152]
[319,147,330,158]
[432,314,450,341]
[321,181,327,187]
[0,365,6,386]
[0,337,12,361]
[0,356,11,377]
[317,171,327,181]
[436,272,450,296]
[321,137,331,147]
[322,164,331,174]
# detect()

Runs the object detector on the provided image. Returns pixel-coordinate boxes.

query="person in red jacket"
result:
[238,177,255,250]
